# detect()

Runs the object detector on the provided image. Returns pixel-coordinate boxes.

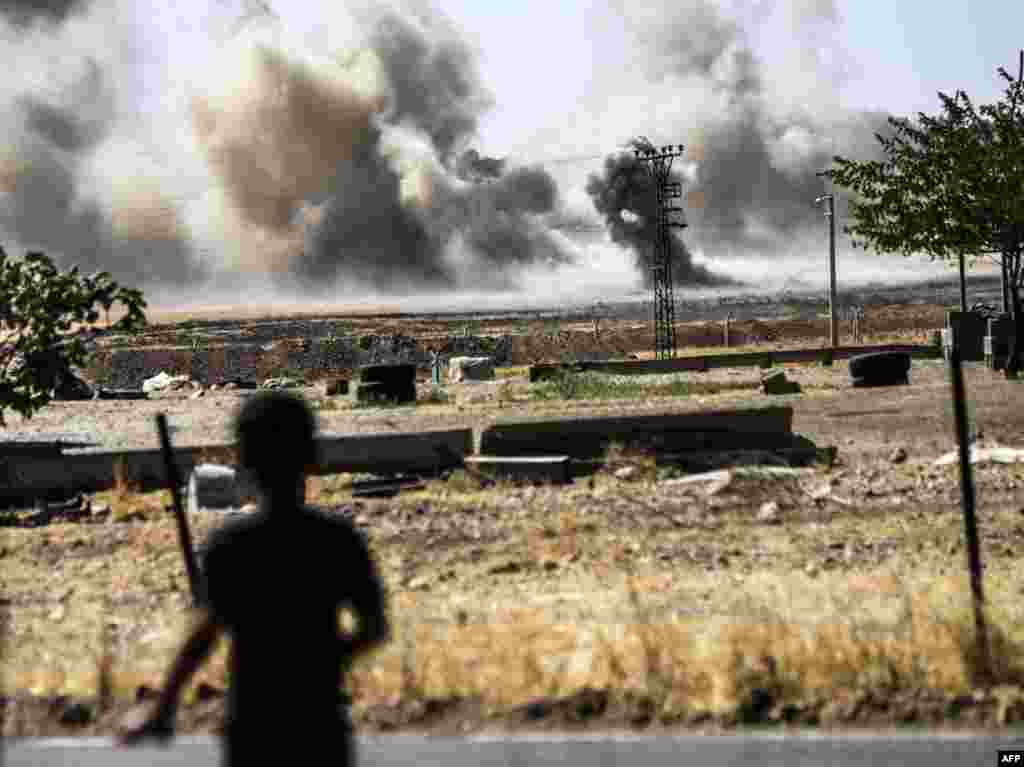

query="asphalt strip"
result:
[11,731,1024,749]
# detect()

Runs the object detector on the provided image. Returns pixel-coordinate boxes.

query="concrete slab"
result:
[317,428,472,475]
[479,405,794,459]
[529,344,940,379]
[465,455,571,484]
[0,429,473,504]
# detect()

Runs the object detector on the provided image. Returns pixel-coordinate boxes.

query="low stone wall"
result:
[89,334,513,388]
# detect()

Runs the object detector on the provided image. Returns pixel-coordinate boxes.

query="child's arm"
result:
[118,610,223,745]
[339,533,390,660]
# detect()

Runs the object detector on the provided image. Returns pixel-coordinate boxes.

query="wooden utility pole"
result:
[815,171,839,348]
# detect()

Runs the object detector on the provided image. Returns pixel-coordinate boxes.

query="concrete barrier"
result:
[479,405,794,458]
[0,429,473,503]
[564,344,940,378]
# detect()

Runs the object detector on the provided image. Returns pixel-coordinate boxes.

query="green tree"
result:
[0,248,147,423]
[825,53,1024,375]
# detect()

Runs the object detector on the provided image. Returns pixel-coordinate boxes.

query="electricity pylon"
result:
[635,142,687,360]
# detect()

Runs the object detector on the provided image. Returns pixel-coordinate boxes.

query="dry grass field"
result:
[4,305,1024,736]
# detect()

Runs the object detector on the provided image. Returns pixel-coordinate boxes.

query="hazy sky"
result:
[136,0,1024,163]
[434,0,1024,157]
[4,0,1017,301]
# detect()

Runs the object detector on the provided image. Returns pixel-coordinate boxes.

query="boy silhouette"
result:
[119,391,389,765]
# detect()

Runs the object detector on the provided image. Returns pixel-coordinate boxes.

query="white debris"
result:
[933,445,1024,467]
[757,501,781,523]
[449,356,495,383]
[261,377,301,389]
[614,466,640,481]
[661,465,809,491]
[142,371,191,393]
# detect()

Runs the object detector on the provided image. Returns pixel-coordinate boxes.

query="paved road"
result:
[7,732,1024,766]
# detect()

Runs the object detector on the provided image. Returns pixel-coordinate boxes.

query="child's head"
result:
[233,391,318,489]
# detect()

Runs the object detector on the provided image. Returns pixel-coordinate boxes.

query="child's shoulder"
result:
[304,505,360,535]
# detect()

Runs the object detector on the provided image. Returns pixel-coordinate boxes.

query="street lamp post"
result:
[815,175,838,348]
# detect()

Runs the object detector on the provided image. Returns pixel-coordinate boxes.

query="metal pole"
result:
[948,337,991,682]
[828,195,838,348]
[959,252,968,313]
[1002,258,1010,315]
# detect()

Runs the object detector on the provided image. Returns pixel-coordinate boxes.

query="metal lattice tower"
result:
[635,143,687,359]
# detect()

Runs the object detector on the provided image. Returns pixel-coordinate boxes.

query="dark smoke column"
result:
[585,139,730,290]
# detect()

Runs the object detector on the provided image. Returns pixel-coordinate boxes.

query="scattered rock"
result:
[135,685,159,703]
[889,446,908,464]
[195,682,223,702]
[756,501,782,524]
[48,604,66,622]
[488,559,524,575]
[261,377,301,389]
[324,378,350,396]
[190,388,206,400]
[614,466,640,481]
[406,576,431,591]
[58,701,93,727]
[761,369,802,395]
[804,562,819,578]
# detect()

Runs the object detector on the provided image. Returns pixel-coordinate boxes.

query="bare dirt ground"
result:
[5,304,1024,738]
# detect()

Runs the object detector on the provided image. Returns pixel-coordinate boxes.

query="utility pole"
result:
[815,172,839,348]
[635,142,687,360]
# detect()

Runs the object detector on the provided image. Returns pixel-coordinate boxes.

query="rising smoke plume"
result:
[0,0,84,28]
[0,0,201,288]
[0,0,577,299]
[0,0,916,303]
[586,137,731,288]
[582,0,895,285]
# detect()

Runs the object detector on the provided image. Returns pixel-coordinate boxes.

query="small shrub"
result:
[531,371,695,402]
[423,386,449,404]
[459,320,481,338]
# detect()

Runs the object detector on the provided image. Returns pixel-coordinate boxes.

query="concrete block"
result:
[479,406,794,459]
[985,316,1016,370]
[187,464,240,512]
[351,364,416,404]
[465,455,571,484]
[849,351,911,386]
[449,356,495,383]
[944,310,986,361]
